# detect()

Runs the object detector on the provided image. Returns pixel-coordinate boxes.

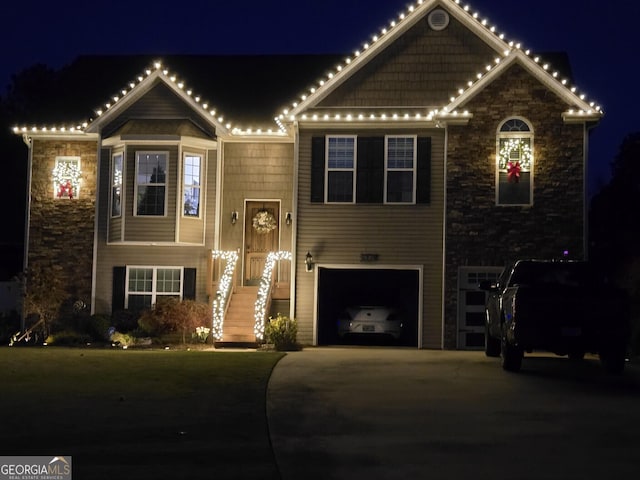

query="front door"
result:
[244,201,280,285]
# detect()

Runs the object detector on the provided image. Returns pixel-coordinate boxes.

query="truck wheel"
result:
[501,337,523,372]
[599,346,626,374]
[568,350,585,361]
[485,326,501,357]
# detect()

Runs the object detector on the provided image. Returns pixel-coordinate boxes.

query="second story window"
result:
[135,152,167,216]
[183,154,202,217]
[385,136,416,203]
[111,153,123,217]
[326,136,356,203]
[53,156,81,199]
[497,118,533,206]
[311,135,431,205]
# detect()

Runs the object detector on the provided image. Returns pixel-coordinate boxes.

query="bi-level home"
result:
[14,0,602,349]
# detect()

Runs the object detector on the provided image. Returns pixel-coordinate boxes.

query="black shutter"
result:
[356,137,384,203]
[311,137,325,203]
[112,266,126,312]
[183,268,196,300]
[416,137,432,204]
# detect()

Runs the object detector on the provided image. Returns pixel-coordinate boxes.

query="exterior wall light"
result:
[285,212,292,225]
[305,251,314,272]
[231,211,238,224]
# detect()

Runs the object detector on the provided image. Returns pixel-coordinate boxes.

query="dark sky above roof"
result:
[2,0,639,194]
[58,54,346,126]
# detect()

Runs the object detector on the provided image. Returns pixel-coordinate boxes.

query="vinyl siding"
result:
[178,147,208,245]
[219,142,294,255]
[296,128,445,348]
[318,12,496,108]
[95,148,218,314]
[102,82,215,138]
[123,145,177,242]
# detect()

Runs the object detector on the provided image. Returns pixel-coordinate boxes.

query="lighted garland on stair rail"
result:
[211,250,239,341]
[254,251,292,341]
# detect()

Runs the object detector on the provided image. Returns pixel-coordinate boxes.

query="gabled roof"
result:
[13,0,602,138]
[281,0,603,126]
[12,54,343,138]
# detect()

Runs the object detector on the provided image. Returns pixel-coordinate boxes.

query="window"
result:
[52,156,81,199]
[326,136,356,203]
[497,118,533,205]
[135,152,168,216]
[385,136,416,203]
[126,266,183,310]
[111,153,123,217]
[183,154,202,217]
[312,136,431,205]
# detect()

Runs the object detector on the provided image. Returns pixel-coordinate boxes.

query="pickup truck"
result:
[481,260,629,373]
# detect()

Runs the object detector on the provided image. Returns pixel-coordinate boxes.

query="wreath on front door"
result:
[252,210,277,234]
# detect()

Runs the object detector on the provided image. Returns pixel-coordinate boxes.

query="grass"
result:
[0,346,285,479]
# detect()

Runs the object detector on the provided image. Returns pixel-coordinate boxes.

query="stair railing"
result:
[254,251,292,341]
[211,250,239,341]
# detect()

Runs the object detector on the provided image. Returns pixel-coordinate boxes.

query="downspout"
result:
[90,135,102,315]
[583,121,596,261]
[441,125,448,350]
[214,139,224,251]
[290,121,300,322]
[21,134,33,331]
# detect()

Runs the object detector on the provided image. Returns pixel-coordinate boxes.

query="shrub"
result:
[265,314,299,351]
[138,299,211,343]
[87,314,113,341]
[112,310,139,333]
[110,331,137,347]
[45,330,91,346]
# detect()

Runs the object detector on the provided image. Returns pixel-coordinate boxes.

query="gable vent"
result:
[428,9,450,31]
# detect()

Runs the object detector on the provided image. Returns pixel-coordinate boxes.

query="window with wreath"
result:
[497,118,533,205]
[53,156,81,199]
[136,151,167,216]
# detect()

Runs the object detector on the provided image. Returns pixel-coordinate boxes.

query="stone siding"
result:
[27,139,97,308]
[443,63,585,348]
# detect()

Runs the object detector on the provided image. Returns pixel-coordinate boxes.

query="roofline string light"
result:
[280,0,603,124]
[13,60,287,137]
[13,0,602,136]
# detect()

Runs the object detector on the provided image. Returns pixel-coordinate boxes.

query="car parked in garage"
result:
[337,306,404,341]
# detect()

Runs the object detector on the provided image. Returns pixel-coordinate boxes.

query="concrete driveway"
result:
[267,347,640,480]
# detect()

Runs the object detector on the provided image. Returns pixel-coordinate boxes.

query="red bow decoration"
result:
[57,180,74,199]
[507,161,521,183]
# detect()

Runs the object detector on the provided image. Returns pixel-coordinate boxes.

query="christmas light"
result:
[254,251,292,340]
[211,250,239,340]
[498,138,532,171]
[52,159,82,199]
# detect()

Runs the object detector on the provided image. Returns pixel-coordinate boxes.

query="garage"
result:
[316,267,420,347]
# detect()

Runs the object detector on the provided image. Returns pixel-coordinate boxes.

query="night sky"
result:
[2,0,638,193]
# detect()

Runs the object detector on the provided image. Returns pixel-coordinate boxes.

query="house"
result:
[13,0,602,349]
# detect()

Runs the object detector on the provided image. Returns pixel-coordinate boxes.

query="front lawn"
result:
[0,347,285,479]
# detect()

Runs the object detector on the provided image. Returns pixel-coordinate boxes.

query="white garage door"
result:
[457,267,503,349]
